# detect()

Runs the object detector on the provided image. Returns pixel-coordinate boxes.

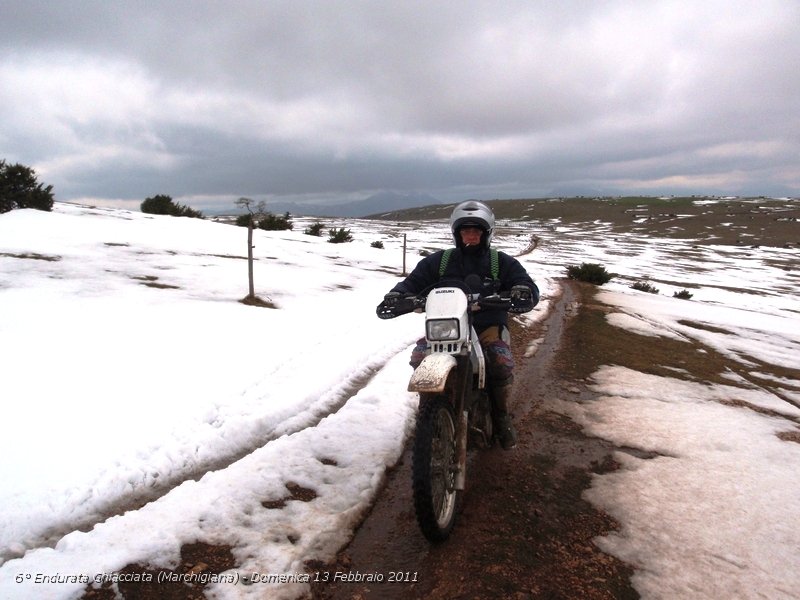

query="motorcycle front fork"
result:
[454,409,468,490]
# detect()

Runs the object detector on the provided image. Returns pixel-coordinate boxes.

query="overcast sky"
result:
[1,0,798,211]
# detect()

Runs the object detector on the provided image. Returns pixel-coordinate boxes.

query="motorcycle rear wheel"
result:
[412,394,459,542]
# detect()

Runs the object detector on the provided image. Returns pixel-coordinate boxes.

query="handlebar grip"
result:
[376,304,397,319]
[376,296,421,319]
[477,295,512,311]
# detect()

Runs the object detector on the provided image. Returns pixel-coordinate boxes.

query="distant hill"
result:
[367,196,799,248]
[261,191,445,218]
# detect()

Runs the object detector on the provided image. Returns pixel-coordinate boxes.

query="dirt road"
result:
[310,280,638,600]
[82,279,639,600]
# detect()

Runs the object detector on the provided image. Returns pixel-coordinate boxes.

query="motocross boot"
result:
[491,383,517,450]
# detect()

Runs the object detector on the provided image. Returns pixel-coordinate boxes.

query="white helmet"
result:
[449,201,495,248]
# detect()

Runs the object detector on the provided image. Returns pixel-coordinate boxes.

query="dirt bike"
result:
[377,274,531,542]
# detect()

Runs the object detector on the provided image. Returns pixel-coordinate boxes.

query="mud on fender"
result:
[407,353,457,393]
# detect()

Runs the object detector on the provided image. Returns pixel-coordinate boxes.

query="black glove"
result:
[478,294,511,311]
[510,285,534,313]
[383,291,402,307]
[377,291,414,319]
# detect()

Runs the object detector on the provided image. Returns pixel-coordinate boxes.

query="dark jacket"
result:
[390,247,539,329]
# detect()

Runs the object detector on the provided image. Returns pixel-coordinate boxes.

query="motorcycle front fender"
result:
[407,353,457,393]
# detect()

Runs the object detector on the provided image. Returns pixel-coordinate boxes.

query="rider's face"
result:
[459,226,483,246]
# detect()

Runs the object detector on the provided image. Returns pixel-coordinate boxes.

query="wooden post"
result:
[247,222,255,297]
[402,234,407,275]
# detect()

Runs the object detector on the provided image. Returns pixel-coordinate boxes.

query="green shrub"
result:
[328,227,353,243]
[235,214,255,227]
[0,159,54,213]
[257,212,292,231]
[141,194,203,218]
[631,281,660,294]
[566,263,614,285]
[674,289,693,300]
[304,222,325,236]
[370,240,384,249]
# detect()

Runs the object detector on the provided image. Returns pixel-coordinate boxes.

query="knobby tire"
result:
[412,395,459,542]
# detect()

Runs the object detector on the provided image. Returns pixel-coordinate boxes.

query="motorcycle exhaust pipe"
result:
[454,410,468,490]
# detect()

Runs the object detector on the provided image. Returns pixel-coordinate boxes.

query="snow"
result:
[560,366,800,599]
[1,201,799,599]
[537,224,800,599]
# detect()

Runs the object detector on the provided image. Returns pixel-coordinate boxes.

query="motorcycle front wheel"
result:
[412,394,459,542]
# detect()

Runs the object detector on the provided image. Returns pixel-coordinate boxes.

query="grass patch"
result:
[559,282,737,385]
[373,196,800,248]
[239,294,278,308]
[261,482,317,510]
[206,253,247,260]
[130,274,181,290]
[142,281,180,289]
[777,430,800,444]
[559,284,800,406]
[0,251,61,261]
[677,320,734,335]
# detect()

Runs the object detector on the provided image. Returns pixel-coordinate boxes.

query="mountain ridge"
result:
[257,191,446,218]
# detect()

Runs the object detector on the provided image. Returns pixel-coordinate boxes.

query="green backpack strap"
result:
[490,248,499,280]
[439,248,499,280]
[439,248,453,277]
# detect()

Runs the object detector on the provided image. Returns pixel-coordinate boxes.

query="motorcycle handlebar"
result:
[376,289,532,320]
[376,294,424,320]
[475,293,512,311]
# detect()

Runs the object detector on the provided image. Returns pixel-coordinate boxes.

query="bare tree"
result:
[234,197,273,307]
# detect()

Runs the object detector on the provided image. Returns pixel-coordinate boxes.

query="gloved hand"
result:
[478,294,511,311]
[510,285,532,302]
[383,291,402,307]
[510,285,534,313]
[377,291,414,319]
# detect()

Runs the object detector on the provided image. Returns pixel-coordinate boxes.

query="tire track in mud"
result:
[306,283,576,600]
[9,349,398,564]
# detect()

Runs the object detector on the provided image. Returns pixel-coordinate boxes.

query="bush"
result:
[674,289,693,300]
[328,227,353,243]
[0,159,54,214]
[566,263,614,285]
[141,194,203,218]
[304,222,325,236]
[631,281,660,294]
[235,214,255,227]
[371,240,384,249]
[257,212,292,231]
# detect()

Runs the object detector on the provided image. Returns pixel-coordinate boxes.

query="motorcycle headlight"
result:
[426,318,460,341]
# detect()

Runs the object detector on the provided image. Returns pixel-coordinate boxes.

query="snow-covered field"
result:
[1,201,798,599]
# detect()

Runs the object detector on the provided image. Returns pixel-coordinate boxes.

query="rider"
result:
[382,201,539,449]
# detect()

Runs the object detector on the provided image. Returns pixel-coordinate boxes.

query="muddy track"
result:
[80,280,639,600]
[310,280,638,600]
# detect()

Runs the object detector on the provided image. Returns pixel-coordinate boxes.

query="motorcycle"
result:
[377,274,531,541]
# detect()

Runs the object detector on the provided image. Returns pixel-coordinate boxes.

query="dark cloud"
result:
[1,0,798,210]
